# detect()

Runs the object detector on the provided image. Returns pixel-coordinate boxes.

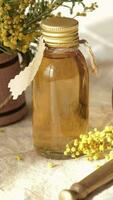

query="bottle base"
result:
[34,146,70,160]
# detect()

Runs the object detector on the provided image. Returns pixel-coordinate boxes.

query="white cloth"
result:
[0,111,113,200]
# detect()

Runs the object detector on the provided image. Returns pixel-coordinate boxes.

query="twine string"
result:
[79,39,98,75]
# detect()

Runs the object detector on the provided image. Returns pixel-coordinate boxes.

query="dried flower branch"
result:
[0,0,97,54]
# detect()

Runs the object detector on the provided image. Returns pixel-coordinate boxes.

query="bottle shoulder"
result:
[41,48,88,71]
[35,48,88,81]
[43,47,84,59]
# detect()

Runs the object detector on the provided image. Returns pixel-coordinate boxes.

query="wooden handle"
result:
[71,160,113,199]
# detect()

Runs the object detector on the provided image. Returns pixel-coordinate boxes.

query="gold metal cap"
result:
[41,17,79,48]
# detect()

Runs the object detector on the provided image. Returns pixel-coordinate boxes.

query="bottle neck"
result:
[44,45,79,58]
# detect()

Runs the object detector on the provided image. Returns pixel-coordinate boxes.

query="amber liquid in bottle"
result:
[33,47,89,159]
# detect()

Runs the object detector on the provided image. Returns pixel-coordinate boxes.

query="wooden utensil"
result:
[59,159,113,200]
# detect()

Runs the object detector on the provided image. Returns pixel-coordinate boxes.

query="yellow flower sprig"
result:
[47,162,58,168]
[0,0,39,53]
[64,126,113,161]
[16,154,23,161]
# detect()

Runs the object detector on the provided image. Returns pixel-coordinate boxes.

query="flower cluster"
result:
[64,126,113,160]
[0,0,39,53]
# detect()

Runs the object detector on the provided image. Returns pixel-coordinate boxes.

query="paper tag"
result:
[8,37,45,100]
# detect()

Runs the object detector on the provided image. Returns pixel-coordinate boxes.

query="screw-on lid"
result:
[41,17,79,48]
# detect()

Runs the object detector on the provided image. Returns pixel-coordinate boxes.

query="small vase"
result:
[0,52,27,126]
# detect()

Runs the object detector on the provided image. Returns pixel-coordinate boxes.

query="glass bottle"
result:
[32,17,89,159]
